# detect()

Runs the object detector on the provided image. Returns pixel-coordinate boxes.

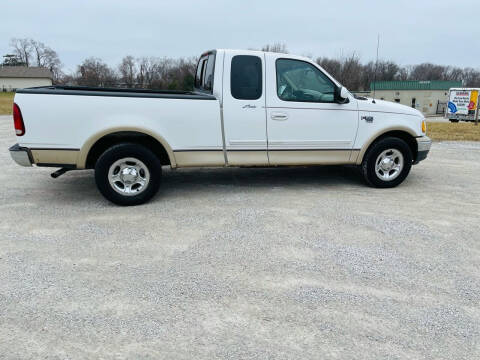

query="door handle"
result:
[271,112,289,121]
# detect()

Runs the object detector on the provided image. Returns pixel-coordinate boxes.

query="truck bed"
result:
[16,85,217,100]
[13,85,223,161]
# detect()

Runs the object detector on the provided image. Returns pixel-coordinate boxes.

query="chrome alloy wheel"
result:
[375,149,404,181]
[108,157,150,196]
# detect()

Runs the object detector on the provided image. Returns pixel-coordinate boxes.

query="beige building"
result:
[355,80,462,116]
[0,66,53,92]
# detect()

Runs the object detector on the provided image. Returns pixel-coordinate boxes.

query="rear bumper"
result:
[9,143,79,168]
[9,144,33,167]
[414,136,431,164]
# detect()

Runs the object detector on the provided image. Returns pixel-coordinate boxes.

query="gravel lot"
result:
[1,115,479,359]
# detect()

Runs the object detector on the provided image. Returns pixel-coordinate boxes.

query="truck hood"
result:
[357,98,424,118]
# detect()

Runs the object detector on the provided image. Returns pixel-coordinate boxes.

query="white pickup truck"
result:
[9,49,431,205]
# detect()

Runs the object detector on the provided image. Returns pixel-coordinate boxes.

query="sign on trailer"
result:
[446,88,479,122]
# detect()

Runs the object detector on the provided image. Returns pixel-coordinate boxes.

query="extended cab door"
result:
[265,53,359,165]
[222,51,268,165]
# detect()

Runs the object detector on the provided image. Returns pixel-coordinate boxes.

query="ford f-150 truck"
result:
[9,49,431,205]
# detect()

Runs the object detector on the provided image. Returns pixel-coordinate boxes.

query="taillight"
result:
[13,103,25,136]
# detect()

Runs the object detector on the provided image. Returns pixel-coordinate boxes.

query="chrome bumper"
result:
[414,136,432,164]
[416,136,432,152]
[9,144,33,167]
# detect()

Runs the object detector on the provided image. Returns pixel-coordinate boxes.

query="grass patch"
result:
[427,122,480,141]
[0,92,14,115]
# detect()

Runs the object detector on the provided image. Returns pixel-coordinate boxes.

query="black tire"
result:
[94,143,162,206]
[361,137,412,188]
[449,119,459,123]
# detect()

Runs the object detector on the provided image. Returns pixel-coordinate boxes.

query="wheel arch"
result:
[356,127,418,165]
[78,127,177,169]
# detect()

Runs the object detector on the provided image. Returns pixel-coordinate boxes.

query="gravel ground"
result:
[1,115,479,359]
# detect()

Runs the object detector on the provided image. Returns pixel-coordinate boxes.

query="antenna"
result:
[372,34,380,104]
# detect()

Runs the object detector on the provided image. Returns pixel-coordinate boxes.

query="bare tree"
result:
[317,53,363,90]
[32,42,61,80]
[409,63,447,81]
[173,57,197,90]
[8,38,62,81]
[76,57,117,87]
[42,47,62,81]
[156,57,197,90]
[10,38,32,66]
[397,67,410,81]
[30,40,47,67]
[118,55,137,87]
[261,43,288,53]
[339,53,363,90]
[136,57,159,88]
[463,68,480,87]
[377,61,400,81]
[131,56,197,90]
[317,57,342,78]
[445,66,464,82]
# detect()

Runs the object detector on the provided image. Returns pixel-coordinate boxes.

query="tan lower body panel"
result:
[174,149,359,167]
[268,150,354,166]
[349,150,360,164]
[226,151,268,166]
[174,151,225,167]
[30,148,360,169]
[30,149,79,165]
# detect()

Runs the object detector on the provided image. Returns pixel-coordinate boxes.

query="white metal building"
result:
[0,66,53,92]
[355,80,463,116]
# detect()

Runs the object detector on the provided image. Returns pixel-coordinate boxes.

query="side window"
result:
[195,57,207,89]
[203,54,215,91]
[276,59,335,103]
[194,53,215,93]
[231,55,262,100]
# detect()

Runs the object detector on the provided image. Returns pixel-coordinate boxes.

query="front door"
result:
[222,51,268,165]
[265,54,359,165]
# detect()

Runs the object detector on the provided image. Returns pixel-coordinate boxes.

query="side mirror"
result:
[335,86,350,103]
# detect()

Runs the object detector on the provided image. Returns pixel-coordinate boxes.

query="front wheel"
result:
[449,119,459,123]
[361,137,412,188]
[95,143,162,206]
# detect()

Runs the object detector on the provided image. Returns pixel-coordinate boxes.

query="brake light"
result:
[13,103,25,136]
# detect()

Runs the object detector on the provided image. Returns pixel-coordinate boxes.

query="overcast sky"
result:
[1,0,478,73]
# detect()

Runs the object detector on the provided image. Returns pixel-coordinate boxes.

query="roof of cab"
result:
[216,49,312,62]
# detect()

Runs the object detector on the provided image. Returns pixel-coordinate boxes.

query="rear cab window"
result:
[230,55,262,100]
[195,52,216,94]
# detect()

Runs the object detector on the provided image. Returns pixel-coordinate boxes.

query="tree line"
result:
[61,56,197,91]
[316,53,480,91]
[3,39,480,91]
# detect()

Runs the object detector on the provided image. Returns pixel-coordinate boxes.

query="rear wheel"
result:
[361,137,412,188]
[449,119,459,123]
[95,143,162,205]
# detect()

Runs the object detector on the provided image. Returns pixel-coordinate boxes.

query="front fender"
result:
[354,126,419,165]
